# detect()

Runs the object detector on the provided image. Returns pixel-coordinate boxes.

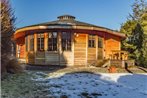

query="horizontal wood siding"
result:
[110,60,135,68]
[60,52,73,66]
[27,51,35,64]
[88,48,96,65]
[35,51,45,64]
[45,51,59,65]
[98,48,103,59]
[105,34,120,59]
[74,34,86,66]
[19,44,25,59]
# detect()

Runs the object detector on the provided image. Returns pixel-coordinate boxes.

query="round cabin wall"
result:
[16,31,110,66]
[24,31,74,66]
[14,15,125,66]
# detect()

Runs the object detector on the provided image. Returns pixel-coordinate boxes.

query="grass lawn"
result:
[1,71,49,98]
[1,66,147,98]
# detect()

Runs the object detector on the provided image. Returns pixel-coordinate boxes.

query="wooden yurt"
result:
[14,15,126,66]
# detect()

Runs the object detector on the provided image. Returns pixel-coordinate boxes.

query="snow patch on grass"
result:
[33,72,147,98]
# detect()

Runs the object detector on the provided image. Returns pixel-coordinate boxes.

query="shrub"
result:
[6,58,23,74]
[1,55,23,78]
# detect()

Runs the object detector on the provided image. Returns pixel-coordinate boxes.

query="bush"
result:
[1,55,23,78]
[1,54,9,75]
[6,58,23,74]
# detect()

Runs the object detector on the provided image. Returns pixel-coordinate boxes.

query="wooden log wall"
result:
[87,48,96,65]
[16,37,26,59]
[59,32,74,66]
[45,52,59,65]
[105,33,120,59]
[98,48,103,59]
[87,35,97,65]
[27,32,74,66]
[18,31,122,66]
[35,51,45,65]
[60,52,73,66]
[27,51,35,64]
[74,34,87,66]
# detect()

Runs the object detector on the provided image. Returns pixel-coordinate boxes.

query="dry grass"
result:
[1,55,24,78]
[1,71,49,98]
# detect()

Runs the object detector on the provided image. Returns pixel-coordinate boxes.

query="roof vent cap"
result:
[58,15,75,20]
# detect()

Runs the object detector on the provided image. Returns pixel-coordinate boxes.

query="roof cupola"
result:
[57,15,75,20]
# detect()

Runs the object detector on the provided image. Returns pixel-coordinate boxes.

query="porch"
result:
[109,50,134,67]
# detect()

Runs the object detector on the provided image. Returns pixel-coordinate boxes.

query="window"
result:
[98,37,103,48]
[48,32,57,51]
[30,35,34,51]
[62,32,71,51]
[37,33,44,51]
[88,34,95,48]
[25,36,28,51]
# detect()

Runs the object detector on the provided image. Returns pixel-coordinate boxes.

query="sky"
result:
[10,0,137,30]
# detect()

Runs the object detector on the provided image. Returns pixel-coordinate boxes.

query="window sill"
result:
[62,50,72,52]
[88,47,96,48]
[46,51,59,53]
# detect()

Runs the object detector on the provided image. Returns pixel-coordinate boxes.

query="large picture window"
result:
[37,33,44,51]
[48,32,57,51]
[98,37,103,48]
[62,32,71,51]
[88,34,95,48]
[30,35,34,51]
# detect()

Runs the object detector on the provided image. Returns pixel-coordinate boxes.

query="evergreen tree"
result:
[1,0,16,55]
[120,0,147,67]
[120,20,137,59]
[1,0,22,76]
[140,8,147,67]
[131,0,146,20]
[132,23,144,50]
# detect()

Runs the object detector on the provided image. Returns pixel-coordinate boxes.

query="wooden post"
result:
[44,32,48,51]
[119,51,121,60]
[96,35,98,60]
[112,51,113,60]
[44,32,48,64]
[86,34,88,67]
[34,33,37,52]
[103,33,106,59]
[28,35,30,51]
[34,33,37,64]
[25,36,28,63]
[16,44,18,58]
[72,31,74,66]
[58,32,61,65]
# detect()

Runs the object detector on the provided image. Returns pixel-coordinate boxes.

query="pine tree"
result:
[140,8,147,67]
[120,0,147,67]
[1,0,16,55]
[1,0,22,76]
[120,20,137,59]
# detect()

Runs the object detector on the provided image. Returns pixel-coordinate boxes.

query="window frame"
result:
[88,34,96,48]
[98,36,103,48]
[61,32,72,51]
[29,34,34,51]
[25,36,28,52]
[48,32,58,51]
[37,33,44,51]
